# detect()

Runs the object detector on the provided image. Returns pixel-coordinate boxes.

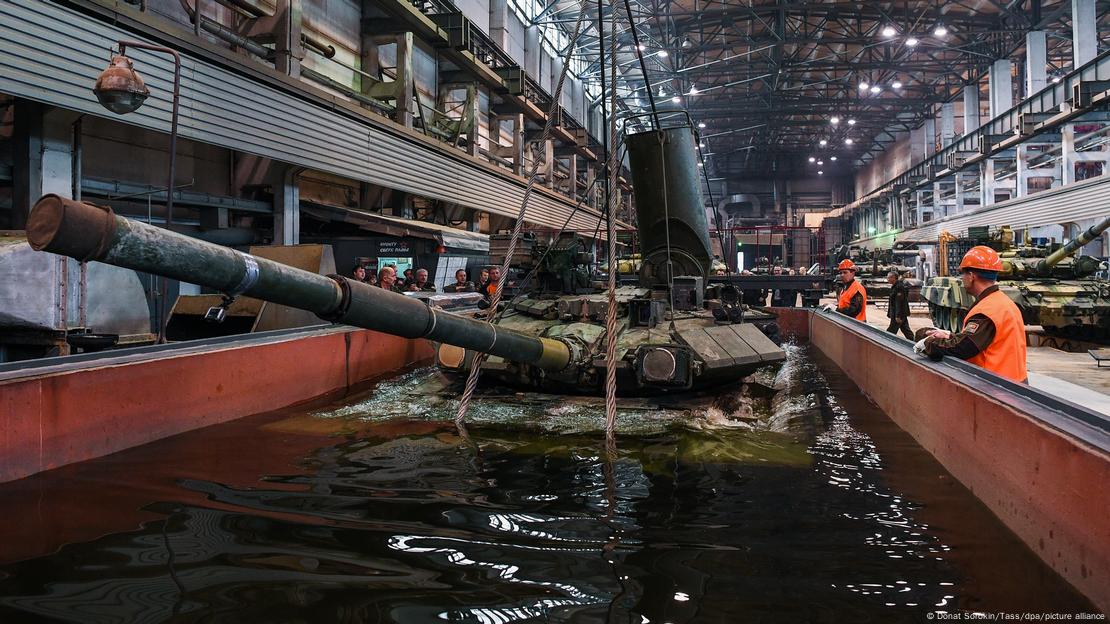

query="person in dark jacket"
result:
[885,269,913,339]
[443,268,476,293]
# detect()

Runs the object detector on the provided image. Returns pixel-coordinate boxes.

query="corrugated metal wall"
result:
[885,175,1110,242]
[0,0,606,235]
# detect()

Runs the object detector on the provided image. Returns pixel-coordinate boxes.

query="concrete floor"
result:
[814,297,1110,414]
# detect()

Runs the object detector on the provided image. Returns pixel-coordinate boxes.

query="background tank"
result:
[921,217,1110,340]
[27,120,785,396]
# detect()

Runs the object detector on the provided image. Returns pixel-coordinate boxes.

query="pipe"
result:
[179,0,273,58]
[301,33,335,59]
[27,196,572,372]
[216,0,271,18]
[300,67,394,112]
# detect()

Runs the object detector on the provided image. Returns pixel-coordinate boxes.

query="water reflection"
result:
[0,346,1092,622]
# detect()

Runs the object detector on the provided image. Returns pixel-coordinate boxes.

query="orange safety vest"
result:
[837,279,867,321]
[963,289,1028,383]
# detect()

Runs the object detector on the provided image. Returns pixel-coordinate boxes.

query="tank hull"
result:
[921,276,1110,340]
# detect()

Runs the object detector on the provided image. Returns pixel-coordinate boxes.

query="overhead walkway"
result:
[0,0,621,236]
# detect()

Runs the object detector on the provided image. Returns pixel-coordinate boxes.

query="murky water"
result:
[0,346,1093,622]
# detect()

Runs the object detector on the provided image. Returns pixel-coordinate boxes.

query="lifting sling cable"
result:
[455,0,592,425]
[603,0,619,445]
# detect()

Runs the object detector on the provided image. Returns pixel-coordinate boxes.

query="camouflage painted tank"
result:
[921,217,1110,340]
[28,117,785,397]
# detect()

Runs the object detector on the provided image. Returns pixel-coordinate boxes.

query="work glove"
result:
[912,338,928,355]
[820,303,836,313]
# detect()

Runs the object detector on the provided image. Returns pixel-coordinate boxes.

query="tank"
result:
[921,217,1110,340]
[26,119,785,395]
[852,249,923,302]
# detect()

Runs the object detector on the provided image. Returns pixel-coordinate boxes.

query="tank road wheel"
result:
[930,306,944,329]
[949,308,962,332]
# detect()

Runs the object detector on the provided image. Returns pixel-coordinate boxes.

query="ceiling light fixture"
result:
[817,160,824,165]
[830,156,837,161]
[818,170,824,175]
[847,118,856,125]
[845,138,854,145]
[637,44,646,51]
[808,156,816,163]
[906,37,919,47]
[881,25,897,38]
[859,81,870,90]
[830,116,840,124]
[933,24,948,37]
[688,85,699,95]
[658,50,669,58]
[819,139,828,146]
[892,80,903,89]
[870,85,881,94]
[698,122,706,128]
[671,95,681,103]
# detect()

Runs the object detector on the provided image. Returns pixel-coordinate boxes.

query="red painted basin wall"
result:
[773,307,1109,612]
[0,328,433,483]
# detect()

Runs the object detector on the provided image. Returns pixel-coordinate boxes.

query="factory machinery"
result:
[27,120,785,395]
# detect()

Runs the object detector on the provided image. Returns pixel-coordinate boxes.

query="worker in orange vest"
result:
[915,246,1028,383]
[823,259,867,321]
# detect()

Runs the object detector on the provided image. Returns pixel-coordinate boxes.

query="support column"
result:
[1015,144,1030,198]
[963,84,981,134]
[11,100,43,230]
[980,159,997,206]
[933,180,945,219]
[1072,0,1097,68]
[923,117,937,156]
[940,102,956,148]
[11,103,80,229]
[507,114,524,175]
[954,173,965,213]
[1025,31,1047,97]
[566,153,578,198]
[524,25,540,77]
[585,163,596,208]
[542,139,554,189]
[394,32,414,128]
[488,0,509,51]
[274,0,303,77]
[465,84,480,157]
[270,164,302,245]
[1061,123,1077,185]
[988,59,1013,119]
[911,124,929,162]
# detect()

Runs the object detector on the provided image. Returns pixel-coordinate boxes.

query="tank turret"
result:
[921,216,1110,340]
[27,118,786,395]
[1027,215,1110,277]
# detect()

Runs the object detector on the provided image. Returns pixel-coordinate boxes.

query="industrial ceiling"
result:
[550,0,1110,178]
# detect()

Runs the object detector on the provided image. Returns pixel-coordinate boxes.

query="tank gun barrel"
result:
[26,195,571,372]
[1036,215,1110,272]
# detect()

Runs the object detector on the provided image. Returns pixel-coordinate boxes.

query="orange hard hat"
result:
[837,259,857,272]
[959,245,1003,272]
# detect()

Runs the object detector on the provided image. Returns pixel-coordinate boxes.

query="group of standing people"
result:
[348,264,504,297]
[350,265,434,293]
[827,247,1027,384]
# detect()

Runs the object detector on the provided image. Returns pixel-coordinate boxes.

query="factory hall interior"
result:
[3,0,1110,620]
